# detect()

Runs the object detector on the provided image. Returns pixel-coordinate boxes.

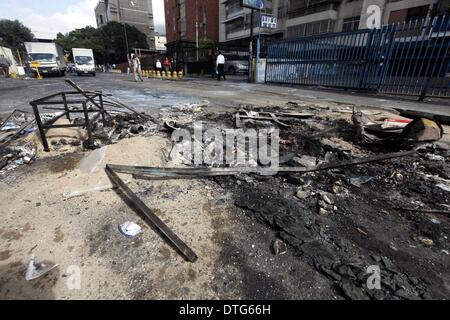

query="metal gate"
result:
[265,15,450,99]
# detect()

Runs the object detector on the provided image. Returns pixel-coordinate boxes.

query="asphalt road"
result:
[0,72,449,118]
[0,73,208,116]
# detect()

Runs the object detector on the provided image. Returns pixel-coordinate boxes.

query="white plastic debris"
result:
[118,222,142,238]
[1,122,19,131]
[25,257,58,281]
[437,183,450,192]
[426,154,445,161]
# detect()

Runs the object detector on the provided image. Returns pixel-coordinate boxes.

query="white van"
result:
[72,48,96,76]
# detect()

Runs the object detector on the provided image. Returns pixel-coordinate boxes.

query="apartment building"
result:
[164,0,219,45]
[219,0,285,44]
[95,0,156,49]
[219,0,449,43]
[163,0,220,68]
[155,33,167,51]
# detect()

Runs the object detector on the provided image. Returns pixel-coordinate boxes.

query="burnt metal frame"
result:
[29,91,109,152]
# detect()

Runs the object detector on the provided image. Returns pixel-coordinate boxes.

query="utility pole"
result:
[196,0,199,62]
[248,9,254,83]
[117,0,130,62]
[256,8,262,83]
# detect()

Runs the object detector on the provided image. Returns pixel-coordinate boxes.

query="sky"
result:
[0,0,166,39]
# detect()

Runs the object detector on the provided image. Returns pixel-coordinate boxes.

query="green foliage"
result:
[56,22,149,65]
[199,37,214,49]
[56,26,105,63]
[0,19,34,53]
[100,22,148,63]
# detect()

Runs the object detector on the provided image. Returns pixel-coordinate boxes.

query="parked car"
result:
[224,55,249,75]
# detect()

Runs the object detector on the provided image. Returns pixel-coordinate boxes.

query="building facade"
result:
[154,33,167,51]
[163,0,220,71]
[219,0,449,43]
[164,0,219,45]
[95,0,156,49]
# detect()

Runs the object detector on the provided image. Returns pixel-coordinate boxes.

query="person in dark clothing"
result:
[216,51,226,81]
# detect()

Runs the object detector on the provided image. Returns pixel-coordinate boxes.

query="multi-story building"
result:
[219,0,449,44]
[95,0,156,49]
[164,0,220,68]
[154,33,167,51]
[219,0,284,45]
[164,0,219,45]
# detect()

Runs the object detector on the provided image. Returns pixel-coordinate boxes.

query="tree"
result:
[56,26,106,64]
[55,22,148,65]
[0,19,34,53]
[99,22,149,64]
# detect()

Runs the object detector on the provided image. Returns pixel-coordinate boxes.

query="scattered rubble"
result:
[24,257,58,281]
[1,81,449,300]
[272,239,287,255]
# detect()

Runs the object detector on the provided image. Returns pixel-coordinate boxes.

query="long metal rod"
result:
[107,150,416,178]
[0,109,30,128]
[65,79,107,112]
[103,96,154,121]
[395,207,450,215]
[105,165,198,262]
[0,119,35,146]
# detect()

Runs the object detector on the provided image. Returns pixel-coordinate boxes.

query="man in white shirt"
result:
[156,59,162,74]
[131,54,143,82]
[216,51,226,81]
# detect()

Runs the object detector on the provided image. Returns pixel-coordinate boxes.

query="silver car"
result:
[224,55,249,75]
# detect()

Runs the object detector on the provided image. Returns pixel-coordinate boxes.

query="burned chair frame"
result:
[30,90,109,152]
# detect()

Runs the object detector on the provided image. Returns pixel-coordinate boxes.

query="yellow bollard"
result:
[150,70,154,78]
[178,71,184,80]
[31,61,43,80]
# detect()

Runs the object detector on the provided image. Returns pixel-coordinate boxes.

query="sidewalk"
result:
[266,84,450,120]
[184,74,449,113]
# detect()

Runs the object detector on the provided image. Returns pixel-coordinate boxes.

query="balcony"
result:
[288,0,340,19]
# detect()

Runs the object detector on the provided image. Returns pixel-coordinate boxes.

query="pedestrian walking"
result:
[0,55,11,78]
[216,51,226,81]
[131,54,143,82]
[170,58,175,73]
[163,57,171,76]
[156,59,162,75]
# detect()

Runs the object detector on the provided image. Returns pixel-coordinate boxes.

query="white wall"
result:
[0,46,19,74]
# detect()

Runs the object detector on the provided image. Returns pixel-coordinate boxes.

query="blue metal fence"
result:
[265,15,450,100]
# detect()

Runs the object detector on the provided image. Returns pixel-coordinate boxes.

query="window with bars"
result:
[342,16,360,32]
[286,19,335,38]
